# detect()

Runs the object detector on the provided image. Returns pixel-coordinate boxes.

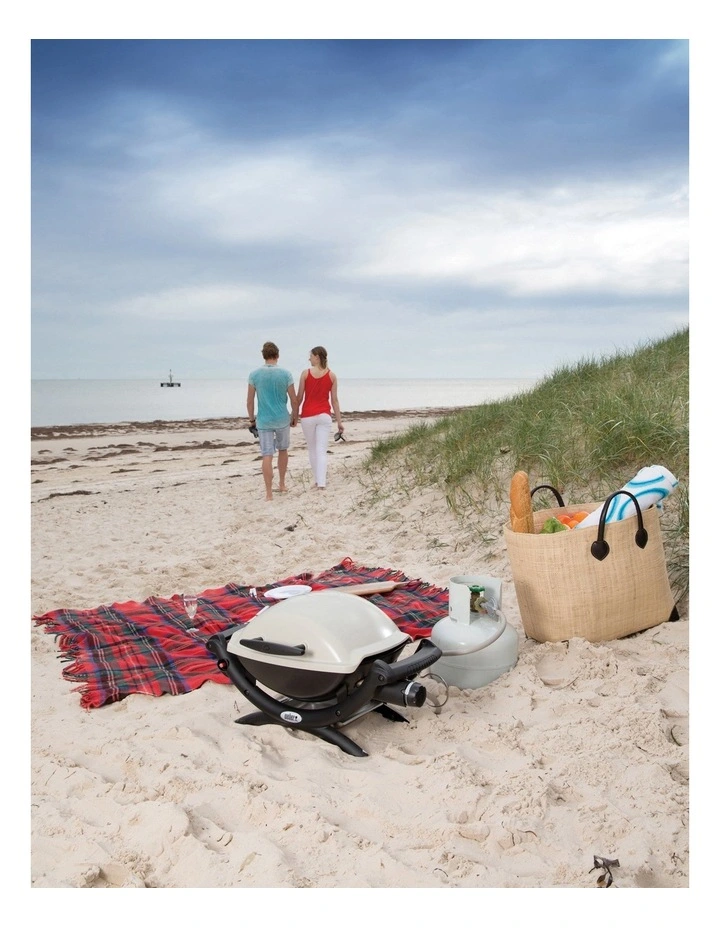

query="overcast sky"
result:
[30,37,689,380]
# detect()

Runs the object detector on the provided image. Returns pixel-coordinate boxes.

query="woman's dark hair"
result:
[311,346,328,369]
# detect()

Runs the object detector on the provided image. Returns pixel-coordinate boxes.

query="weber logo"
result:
[280,710,303,724]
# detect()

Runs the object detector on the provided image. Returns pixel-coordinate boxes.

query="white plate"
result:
[264,584,313,600]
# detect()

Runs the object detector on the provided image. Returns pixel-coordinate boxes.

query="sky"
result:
[29,35,689,381]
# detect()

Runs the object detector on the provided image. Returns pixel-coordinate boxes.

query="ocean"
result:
[30,378,537,428]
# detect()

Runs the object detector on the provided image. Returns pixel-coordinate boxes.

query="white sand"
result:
[29,412,691,905]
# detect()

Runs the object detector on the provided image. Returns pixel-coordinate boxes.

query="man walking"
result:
[247,341,298,500]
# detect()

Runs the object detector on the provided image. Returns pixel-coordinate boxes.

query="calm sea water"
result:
[30,378,537,428]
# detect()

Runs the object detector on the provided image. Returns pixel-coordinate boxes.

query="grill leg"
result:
[309,726,368,757]
[235,710,274,727]
[235,712,368,757]
[374,704,409,723]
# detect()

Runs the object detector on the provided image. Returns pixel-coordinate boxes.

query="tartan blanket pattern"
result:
[33,558,449,709]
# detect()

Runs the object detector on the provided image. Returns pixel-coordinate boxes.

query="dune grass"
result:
[364,328,689,604]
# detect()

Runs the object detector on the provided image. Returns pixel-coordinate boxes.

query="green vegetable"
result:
[540,516,569,534]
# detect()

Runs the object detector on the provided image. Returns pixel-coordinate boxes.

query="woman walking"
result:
[296,346,344,489]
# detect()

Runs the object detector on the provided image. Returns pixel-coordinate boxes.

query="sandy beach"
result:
[29,410,690,899]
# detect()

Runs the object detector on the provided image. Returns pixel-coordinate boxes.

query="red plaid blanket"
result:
[33,559,449,709]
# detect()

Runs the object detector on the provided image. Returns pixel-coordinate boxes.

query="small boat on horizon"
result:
[160,370,181,387]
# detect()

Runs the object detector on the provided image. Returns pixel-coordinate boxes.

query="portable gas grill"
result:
[206,590,442,757]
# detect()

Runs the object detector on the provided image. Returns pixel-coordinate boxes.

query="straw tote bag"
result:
[504,486,678,643]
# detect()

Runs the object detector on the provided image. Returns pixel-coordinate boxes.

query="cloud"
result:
[30,39,689,380]
[135,131,687,305]
[347,180,688,295]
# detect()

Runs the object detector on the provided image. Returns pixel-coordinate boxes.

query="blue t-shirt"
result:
[248,364,294,429]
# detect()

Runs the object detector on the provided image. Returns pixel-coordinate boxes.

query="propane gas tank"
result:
[430,575,519,689]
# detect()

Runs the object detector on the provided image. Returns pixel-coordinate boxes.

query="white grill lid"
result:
[227,590,410,674]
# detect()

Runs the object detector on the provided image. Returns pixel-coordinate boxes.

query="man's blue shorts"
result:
[258,426,291,457]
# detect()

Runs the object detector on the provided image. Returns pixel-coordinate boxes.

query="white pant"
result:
[300,413,333,486]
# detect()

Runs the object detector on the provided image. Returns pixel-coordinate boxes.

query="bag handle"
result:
[530,485,565,507]
[590,490,649,561]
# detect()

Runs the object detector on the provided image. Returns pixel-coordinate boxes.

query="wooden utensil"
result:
[309,580,409,596]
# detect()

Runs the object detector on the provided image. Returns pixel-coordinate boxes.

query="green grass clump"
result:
[365,328,689,603]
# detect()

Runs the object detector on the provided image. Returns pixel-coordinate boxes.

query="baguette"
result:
[510,470,534,533]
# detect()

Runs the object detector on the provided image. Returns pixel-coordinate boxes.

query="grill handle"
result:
[379,639,443,684]
[238,637,306,657]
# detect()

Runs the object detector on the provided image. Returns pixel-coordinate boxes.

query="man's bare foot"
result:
[278,486,288,493]
[266,493,273,501]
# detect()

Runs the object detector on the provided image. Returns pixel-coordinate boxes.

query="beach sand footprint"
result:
[535,646,582,688]
[93,861,146,888]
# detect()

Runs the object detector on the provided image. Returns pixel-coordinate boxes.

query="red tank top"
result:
[301,369,332,417]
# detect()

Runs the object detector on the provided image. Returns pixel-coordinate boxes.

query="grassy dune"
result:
[365,328,689,604]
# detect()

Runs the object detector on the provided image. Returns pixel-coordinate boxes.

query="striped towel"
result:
[576,465,679,529]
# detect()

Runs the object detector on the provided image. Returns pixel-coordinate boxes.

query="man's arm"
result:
[246,384,256,422]
[287,384,299,427]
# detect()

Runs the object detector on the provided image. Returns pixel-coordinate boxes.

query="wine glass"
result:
[182,593,198,622]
